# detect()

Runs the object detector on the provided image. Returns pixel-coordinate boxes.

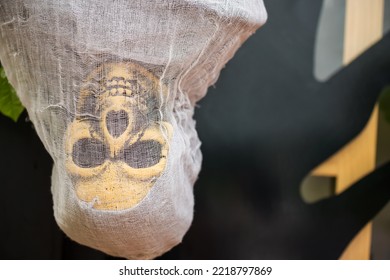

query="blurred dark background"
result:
[1,0,390,259]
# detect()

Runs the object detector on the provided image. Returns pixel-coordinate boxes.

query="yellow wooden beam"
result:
[310,0,384,260]
[343,0,384,65]
[311,156,338,177]
[338,106,378,260]
[339,0,383,260]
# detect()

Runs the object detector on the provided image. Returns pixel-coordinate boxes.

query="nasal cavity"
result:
[106,110,129,138]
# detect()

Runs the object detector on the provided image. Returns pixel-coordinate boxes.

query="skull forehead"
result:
[99,95,134,109]
[89,62,160,89]
[77,61,164,116]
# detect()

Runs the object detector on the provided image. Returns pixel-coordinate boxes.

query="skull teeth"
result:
[105,87,132,96]
[106,78,134,92]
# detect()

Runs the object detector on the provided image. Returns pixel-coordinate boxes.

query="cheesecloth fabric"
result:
[0,0,267,259]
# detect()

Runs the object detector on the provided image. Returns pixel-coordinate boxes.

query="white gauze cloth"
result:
[0,0,267,259]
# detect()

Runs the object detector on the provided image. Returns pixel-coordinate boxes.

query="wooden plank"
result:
[343,0,384,64]
[311,156,338,177]
[310,0,384,260]
[338,106,378,259]
[336,106,378,194]
[339,0,383,259]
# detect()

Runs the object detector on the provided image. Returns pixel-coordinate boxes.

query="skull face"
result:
[66,62,173,211]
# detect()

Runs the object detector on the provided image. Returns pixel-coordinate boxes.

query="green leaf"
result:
[0,67,24,122]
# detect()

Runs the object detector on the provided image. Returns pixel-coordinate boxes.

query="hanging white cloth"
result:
[0,0,267,259]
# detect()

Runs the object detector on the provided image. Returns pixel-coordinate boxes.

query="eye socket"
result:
[72,138,107,168]
[122,140,163,169]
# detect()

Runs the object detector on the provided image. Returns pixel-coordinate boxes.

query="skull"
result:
[65,62,173,211]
